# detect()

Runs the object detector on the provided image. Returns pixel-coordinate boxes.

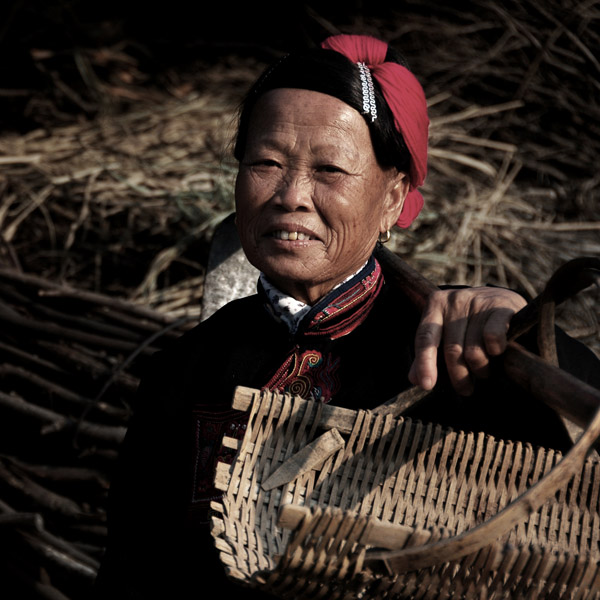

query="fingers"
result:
[462,307,496,381]
[443,311,474,396]
[459,306,518,392]
[409,291,444,392]
[410,290,474,395]
[478,307,515,356]
[410,287,527,397]
[409,323,441,391]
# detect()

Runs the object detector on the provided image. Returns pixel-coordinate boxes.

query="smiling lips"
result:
[271,230,316,241]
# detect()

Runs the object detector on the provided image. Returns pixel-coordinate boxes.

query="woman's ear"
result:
[381,172,409,233]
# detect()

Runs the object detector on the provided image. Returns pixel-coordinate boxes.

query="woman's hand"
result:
[408,287,527,395]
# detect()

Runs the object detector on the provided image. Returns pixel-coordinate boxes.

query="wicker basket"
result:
[210,257,600,598]
[211,383,600,599]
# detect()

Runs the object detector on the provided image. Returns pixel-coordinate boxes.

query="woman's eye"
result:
[318,165,345,174]
[255,159,280,168]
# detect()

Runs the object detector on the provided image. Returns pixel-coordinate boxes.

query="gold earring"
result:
[378,230,391,244]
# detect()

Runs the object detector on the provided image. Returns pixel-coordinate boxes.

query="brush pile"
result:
[0,266,194,598]
[0,1,598,597]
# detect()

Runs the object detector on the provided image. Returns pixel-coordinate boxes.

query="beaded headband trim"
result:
[357,62,377,122]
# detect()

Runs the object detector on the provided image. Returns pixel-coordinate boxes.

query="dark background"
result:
[1,1,419,132]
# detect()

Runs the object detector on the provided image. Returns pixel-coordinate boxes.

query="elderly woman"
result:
[95,35,599,599]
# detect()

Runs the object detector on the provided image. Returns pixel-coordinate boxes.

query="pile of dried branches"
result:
[0,267,194,598]
[0,1,599,597]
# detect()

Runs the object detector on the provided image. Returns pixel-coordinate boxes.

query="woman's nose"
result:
[273,174,312,211]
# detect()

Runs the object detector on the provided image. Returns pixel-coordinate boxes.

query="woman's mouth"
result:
[271,230,314,241]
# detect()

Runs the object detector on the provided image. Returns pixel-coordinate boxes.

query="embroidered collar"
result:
[259,256,383,340]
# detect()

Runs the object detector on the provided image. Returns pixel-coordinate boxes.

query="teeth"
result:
[273,231,310,241]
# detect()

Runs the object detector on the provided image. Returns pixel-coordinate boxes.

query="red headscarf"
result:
[321,34,429,228]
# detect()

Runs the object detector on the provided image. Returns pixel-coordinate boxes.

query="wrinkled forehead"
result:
[244,88,373,159]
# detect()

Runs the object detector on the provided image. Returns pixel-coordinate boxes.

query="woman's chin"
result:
[249,245,324,281]
[260,262,320,292]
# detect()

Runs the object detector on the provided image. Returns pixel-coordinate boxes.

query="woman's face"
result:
[235,88,408,305]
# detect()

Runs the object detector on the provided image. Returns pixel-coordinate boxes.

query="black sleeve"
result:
[93,350,193,599]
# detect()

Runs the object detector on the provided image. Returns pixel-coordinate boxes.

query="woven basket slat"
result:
[429,429,462,531]
[479,543,508,596]
[547,552,572,597]
[380,417,416,524]
[485,439,510,517]
[211,387,600,598]
[508,545,538,594]
[523,450,553,544]
[376,420,410,523]
[472,437,501,523]
[565,553,587,596]
[444,431,475,534]
[563,552,585,595]
[576,562,600,600]
[466,435,496,527]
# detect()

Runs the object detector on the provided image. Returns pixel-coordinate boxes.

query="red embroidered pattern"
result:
[304,261,383,339]
[264,349,341,402]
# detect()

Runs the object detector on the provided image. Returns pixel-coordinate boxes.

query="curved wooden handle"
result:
[366,361,600,571]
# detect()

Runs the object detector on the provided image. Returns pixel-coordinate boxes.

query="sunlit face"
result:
[235,88,408,305]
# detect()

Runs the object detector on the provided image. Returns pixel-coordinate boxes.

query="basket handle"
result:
[366,366,600,571]
[367,250,600,572]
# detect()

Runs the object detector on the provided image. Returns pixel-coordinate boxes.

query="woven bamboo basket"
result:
[210,256,600,598]
[211,382,600,599]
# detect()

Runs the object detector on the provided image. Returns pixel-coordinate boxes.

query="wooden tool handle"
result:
[375,245,600,426]
[374,245,437,312]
